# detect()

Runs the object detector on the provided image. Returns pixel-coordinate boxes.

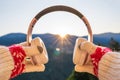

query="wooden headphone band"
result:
[27,5,93,45]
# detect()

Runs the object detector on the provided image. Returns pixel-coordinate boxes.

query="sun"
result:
[59,33,67,38]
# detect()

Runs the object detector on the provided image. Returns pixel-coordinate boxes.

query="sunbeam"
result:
[52,34,74,55]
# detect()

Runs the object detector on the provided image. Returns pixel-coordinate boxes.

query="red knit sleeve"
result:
[90,46,112,76]
[9,45,26,79]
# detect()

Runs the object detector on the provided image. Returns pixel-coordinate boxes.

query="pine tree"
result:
[110,37,120,51]
[66,70,98,80]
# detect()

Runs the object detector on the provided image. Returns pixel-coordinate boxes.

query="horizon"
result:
[0,32,120,37]
[0,31,120,52]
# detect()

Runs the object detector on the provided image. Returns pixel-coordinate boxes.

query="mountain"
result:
[1,32,120,47]
[1,32,120,48]
[93,32,120,47]
[0,32,120,80]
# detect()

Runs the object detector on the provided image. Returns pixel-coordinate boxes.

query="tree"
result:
[109,37,120,51]
[66,70,98,80]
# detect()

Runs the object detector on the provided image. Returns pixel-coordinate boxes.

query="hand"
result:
[73,38,96,75]
[20,37,48,72]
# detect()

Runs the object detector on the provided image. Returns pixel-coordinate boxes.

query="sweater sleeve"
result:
[98,52,120,80]
[0,46,14,80]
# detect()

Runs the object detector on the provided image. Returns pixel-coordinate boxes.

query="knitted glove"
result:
[19,37,48,72]
[73,38,94,75]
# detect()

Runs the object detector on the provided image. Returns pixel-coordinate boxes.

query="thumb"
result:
[24,61,45,72]
[81,42,96,54]
[23,46,43,56]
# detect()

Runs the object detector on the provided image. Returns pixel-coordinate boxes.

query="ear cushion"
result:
[73,38,88,65]
[31,37,48,65]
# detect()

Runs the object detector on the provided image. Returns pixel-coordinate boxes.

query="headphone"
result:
[26,5,93,71]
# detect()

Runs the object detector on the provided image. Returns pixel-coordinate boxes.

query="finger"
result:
[75,64,94,75]
[31,37,48,58]
[73,38,87,65]
[81,41,96,54]
[31,37,43,46]
[31,54,48,65]
[24,60,45,72]
[23,46,42,56]
[19,41,28,46]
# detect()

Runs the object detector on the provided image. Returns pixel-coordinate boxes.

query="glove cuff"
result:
[9,45,26,79]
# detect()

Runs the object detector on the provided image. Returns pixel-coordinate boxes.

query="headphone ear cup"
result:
[31,37,48,64]
[73,38,88,66]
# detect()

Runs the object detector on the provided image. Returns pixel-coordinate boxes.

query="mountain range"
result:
[0,32,120,48]
[0,32,120,80]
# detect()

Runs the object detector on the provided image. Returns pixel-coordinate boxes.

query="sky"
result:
[0,0,120,37]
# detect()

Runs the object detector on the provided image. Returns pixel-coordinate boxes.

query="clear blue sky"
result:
[0,0,120,36]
